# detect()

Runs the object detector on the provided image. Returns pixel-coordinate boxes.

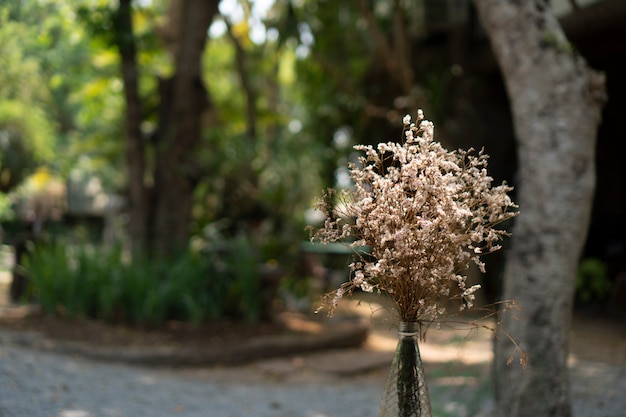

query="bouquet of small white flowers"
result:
[309,110,518,325]
[309,110,520,417]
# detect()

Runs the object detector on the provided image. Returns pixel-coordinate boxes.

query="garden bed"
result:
[0,307,369,367]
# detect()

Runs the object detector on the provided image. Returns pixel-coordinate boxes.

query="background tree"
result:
[0,0,117,218]
[103,0,325,259]
[0,102,54,194]
[280,1,516,193]
[0,8,54,194]
[150,0,218,256]
[114,0,148,253]
[101,0,219,256]
[472,1,606,416]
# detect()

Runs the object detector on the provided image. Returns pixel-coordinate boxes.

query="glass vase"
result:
[378,321,432,417]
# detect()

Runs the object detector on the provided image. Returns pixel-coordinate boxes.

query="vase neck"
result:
[398,321,420,337]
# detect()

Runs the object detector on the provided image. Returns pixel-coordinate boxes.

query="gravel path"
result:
[1,279,624,417]
[1,330,625,417]
[569,359,626,417]
[0,343,383,417]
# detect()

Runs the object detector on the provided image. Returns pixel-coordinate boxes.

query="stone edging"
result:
[0,313,370,367]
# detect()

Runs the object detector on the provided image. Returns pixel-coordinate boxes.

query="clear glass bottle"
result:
[378,321,432,417]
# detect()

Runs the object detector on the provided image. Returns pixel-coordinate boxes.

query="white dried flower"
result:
[310,110,518,323]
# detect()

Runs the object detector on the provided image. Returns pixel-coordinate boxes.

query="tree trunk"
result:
[151,0,218,256]
[472,2,605,417]
[224,16,257,143]
[115,0,148,254]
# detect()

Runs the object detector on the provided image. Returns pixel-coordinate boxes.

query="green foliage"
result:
[575,258,612,305]
[0,193,13,221]
[1,1,462,283]
[0,101,56,192]
[25,241,265,326]
[0,8,57,192]
[0,10,49,104]
[0,0,127,194]
[226,236,262,322]
[193,22,328,247]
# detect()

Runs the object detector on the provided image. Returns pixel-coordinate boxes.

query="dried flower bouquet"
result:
[309,110,520,417]
[309,110,519,326]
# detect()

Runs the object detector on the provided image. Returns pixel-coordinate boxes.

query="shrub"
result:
[575,257,612,306]
[24,240,265,326]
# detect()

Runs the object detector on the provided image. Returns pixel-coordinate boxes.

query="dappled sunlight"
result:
[281,312,326,334]
[420,340,493,365]
[0,271,11,307]
[137,374,158,386]
[364,325,493,365]
[337,294,494,365]
[59,410,90,417]
[365,332,398,352]
[435,375,481,386]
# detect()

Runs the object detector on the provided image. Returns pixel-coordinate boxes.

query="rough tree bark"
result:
[356,0,422,117]
[224,16,257,143]
[151,0,218,256]
[116,0,218,256]
[472,2,605,417]
[115,0,147,253]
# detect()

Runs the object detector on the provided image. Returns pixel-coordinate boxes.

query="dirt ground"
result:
[1,272,625,417]
[0,272,624,366]
[0,307,284,351]
[0,269,290,355]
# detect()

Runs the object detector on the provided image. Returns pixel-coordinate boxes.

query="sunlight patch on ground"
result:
[0,273,13,308]
[337,295,494,365]
[59,410,90,417]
